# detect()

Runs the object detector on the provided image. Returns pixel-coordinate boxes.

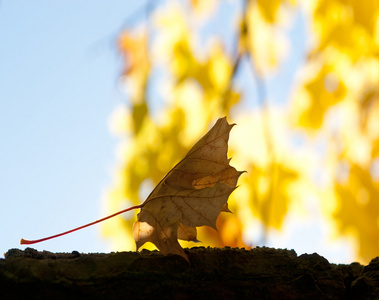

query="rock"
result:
[351,257,379,298]
[0,246,374,299]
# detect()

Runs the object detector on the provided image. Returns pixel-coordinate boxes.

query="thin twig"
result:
[240,0,277,244]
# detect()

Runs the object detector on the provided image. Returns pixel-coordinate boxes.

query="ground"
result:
[1,247,378,299]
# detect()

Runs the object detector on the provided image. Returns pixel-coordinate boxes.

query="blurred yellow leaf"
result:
[334,164,379,264]
[257,0,281,23]
[292,63,346,129]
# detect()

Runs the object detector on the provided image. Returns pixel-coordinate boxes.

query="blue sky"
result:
[0,1,355,263]
[0,0,145,256]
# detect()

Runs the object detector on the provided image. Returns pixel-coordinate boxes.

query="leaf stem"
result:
[20,204,143,245]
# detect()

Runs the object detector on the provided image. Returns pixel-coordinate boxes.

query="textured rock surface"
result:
[0,246,377,299]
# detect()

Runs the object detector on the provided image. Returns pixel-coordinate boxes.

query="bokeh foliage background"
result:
[102,0,379,264]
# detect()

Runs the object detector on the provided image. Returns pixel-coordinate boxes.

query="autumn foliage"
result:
[103,0,379,264]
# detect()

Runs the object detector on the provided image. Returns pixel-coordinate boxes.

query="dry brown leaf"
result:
[19,117,243,261]
[132,117,244,261]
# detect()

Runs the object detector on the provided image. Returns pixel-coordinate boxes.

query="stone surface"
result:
[0,246,376,299]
